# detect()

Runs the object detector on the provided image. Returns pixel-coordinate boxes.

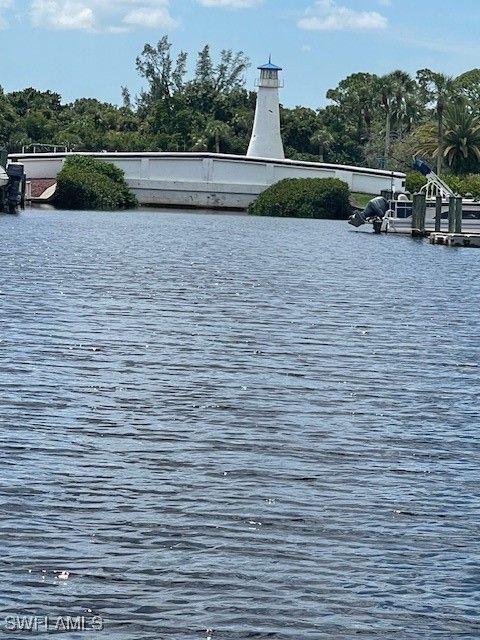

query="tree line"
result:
[2,36,480,176]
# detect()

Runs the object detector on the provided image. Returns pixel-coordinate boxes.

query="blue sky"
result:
[1,0,479,108]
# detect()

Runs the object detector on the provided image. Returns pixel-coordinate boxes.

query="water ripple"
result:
[0,209,479,639]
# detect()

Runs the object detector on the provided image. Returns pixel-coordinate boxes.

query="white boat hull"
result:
[384,201,480,234]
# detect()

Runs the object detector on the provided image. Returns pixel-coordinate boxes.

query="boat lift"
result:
[414,159,455,200]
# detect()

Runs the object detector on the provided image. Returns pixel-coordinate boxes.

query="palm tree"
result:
[414,103,480,174]
[391,77,421,139]
[326,72,377,146]
[379,74,396,168]
[205,119,231,153]
[444,106,480,172]
[191,135,208,151]
[379,70,416,168]
[310,128,334,162]
[416,70,458,174]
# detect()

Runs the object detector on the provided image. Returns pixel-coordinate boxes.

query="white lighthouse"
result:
[247,58,285,160]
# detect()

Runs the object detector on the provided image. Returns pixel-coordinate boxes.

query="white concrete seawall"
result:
[8,152,406,210]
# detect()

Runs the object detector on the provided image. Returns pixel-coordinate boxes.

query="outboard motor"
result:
[5,163,26,213]
[348,195,389,231]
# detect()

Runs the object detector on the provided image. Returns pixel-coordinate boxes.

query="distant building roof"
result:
[258,56,282,71]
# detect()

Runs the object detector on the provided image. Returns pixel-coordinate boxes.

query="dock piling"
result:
[448,196,456,233]
[435,195,442,232]
[412,192,426,236]
[454,196,463,233]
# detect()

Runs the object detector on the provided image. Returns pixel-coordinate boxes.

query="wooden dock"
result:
[429,232,480,247]
[412,193,480,247]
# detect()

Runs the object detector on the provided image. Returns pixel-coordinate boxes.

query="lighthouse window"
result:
[260,69,277,80]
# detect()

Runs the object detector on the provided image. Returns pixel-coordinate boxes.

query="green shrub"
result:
[445,173,480,198]
[248,177,352,219]
[406,171,480,198]
[54,155,138,210]
[405,171,427,194]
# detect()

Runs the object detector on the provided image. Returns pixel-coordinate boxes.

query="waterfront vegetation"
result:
[405,171,480,198]
[3,37,480,185]
[248,178,352,219]
[55,156,138,210]
[350,192,374,208]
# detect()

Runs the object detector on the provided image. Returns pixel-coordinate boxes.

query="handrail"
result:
[415,159,454,199]
[21,143,69,154]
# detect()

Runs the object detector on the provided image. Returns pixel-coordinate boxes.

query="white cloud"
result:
[30,0,178,31]
[298,0,388,31]
[0,0,13,28]
[197,0,262,8]
[31,1,94,30]
[123,5,177,28]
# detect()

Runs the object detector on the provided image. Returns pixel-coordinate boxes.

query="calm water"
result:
[1,208,479,639]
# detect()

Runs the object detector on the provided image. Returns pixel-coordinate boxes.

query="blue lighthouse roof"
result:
[258,56,282,71]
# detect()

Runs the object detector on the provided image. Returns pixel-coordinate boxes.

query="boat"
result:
[349,159,480,234]
[0,153,26,214]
